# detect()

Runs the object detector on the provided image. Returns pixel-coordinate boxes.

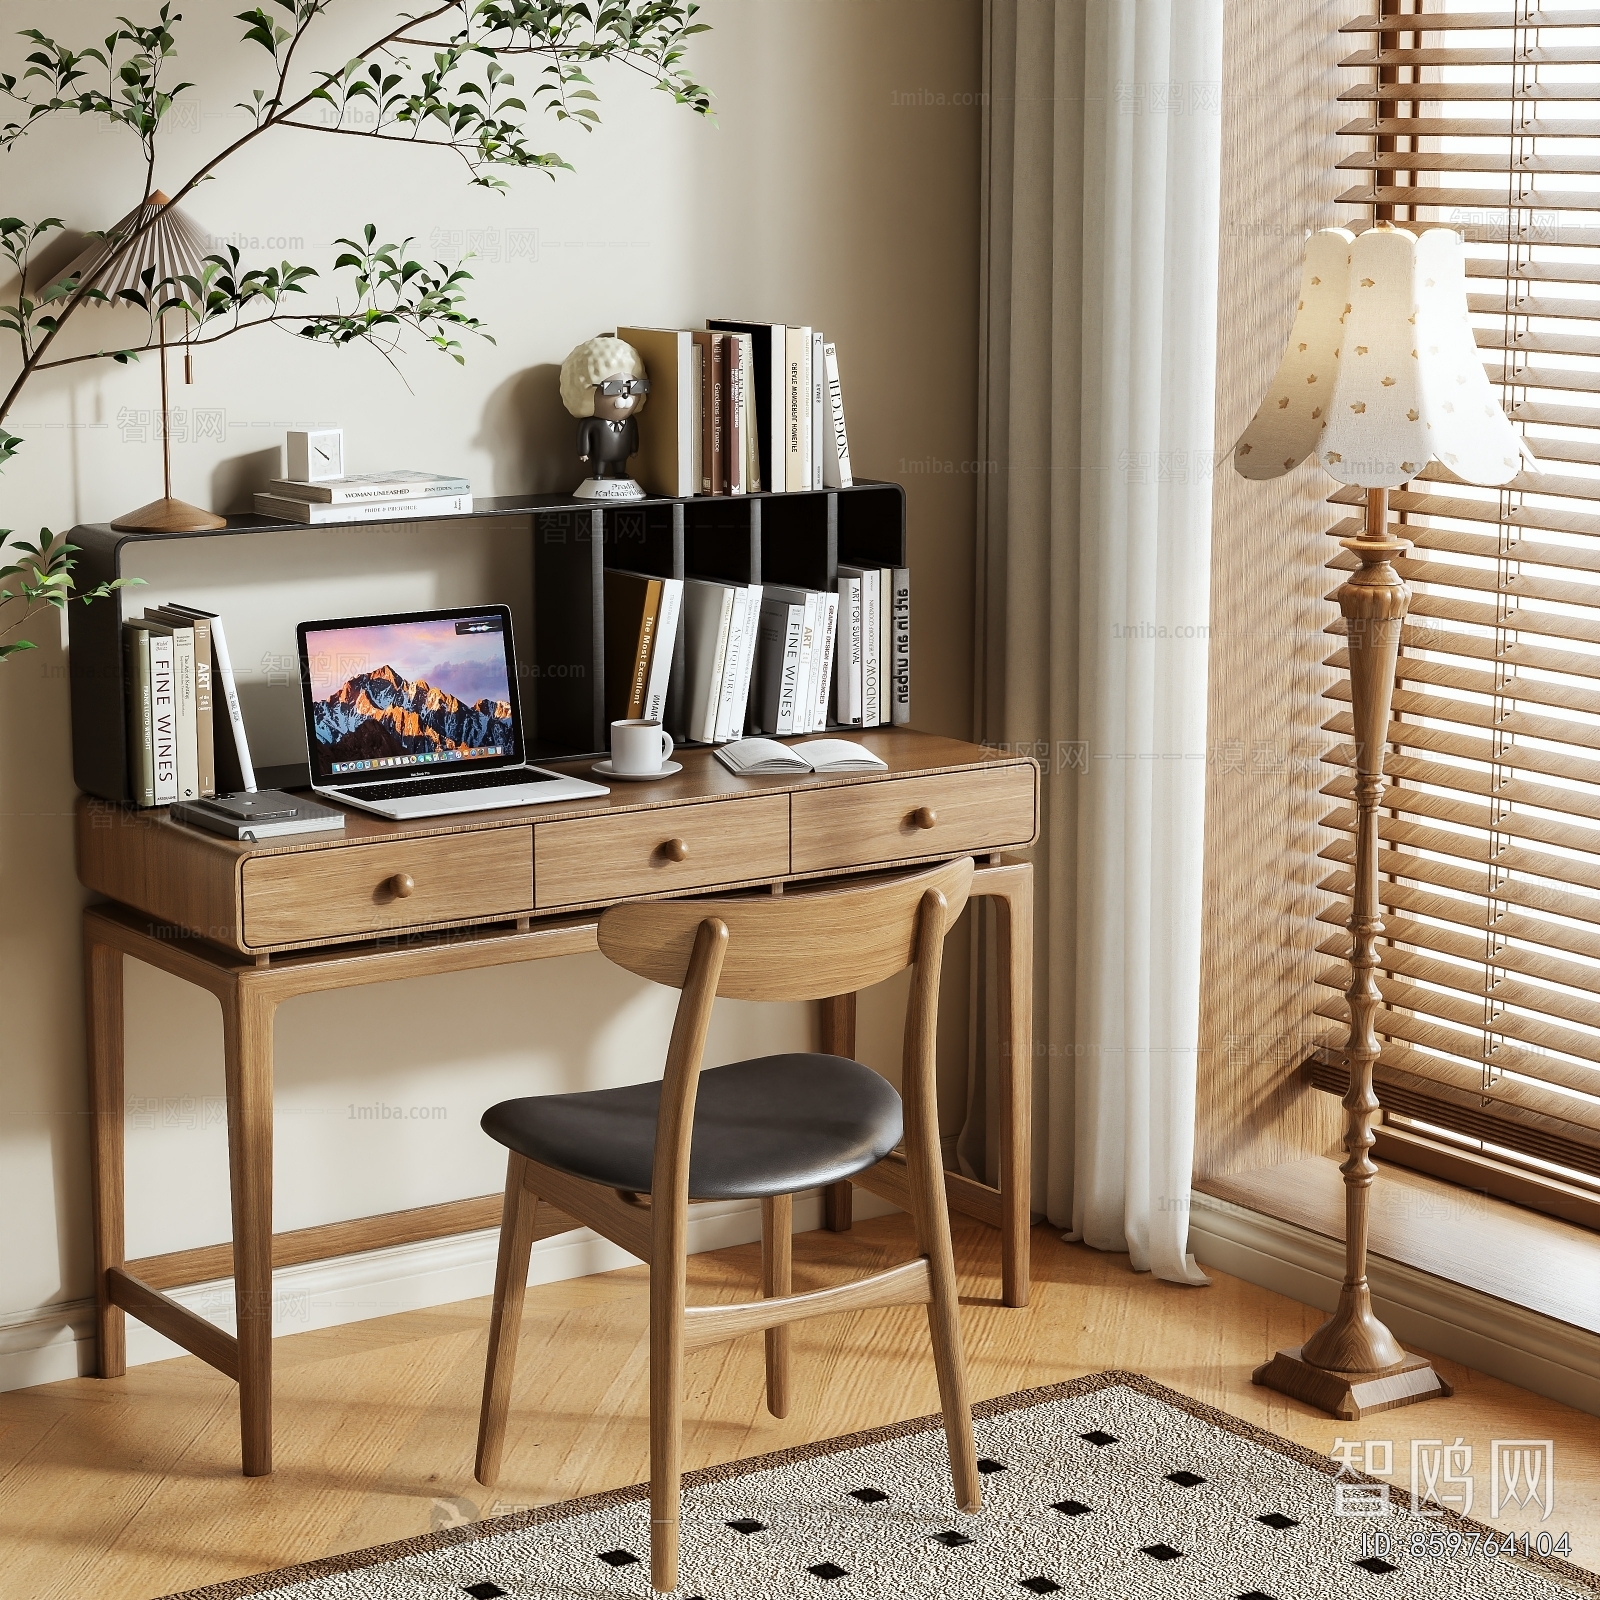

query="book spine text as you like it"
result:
[891,568,911,725]
[125,623,155,807]
[148,631,178,804]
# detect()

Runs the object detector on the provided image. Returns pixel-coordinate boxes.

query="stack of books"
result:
[254,470,473,525]
[682,578,765,743]
[617,322,852,499]
[124,604,255,806]
[751,566,909,736]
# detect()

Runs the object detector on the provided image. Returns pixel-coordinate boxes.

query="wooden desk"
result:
[76,730,1037,1475]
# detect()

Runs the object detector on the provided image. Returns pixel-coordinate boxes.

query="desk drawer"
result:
[242,828,533,947]
[790,765,1036,873]
[535,796,790,907]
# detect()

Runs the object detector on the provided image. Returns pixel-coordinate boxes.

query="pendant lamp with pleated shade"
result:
[64,192,226,532]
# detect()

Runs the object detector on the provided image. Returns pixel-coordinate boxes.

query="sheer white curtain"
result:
[969,0,1222,1285]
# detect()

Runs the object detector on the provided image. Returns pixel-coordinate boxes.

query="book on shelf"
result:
[123,621,155,807]
[834,571,863,726]
[811,329,826,494]
[616,325,697,498]
[150,605,216,797]
[141,611,199,802]
[691,330,723,496]
[783,326,812,492]
[146,626,178,804]
[890,567,911,725]
[714,736,888,776]
[642,576,683,726]
[708,319,785,492]
[255,492,473,524]
[727,333,749,494]
[603,569,664,724]
[755,593,804,736]
[838,565,881,726]
[822,341,854,489]
[682,577,763,743]
[263,471,471,504]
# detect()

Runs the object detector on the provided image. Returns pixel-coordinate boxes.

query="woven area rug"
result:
[167,1371,1598,1599]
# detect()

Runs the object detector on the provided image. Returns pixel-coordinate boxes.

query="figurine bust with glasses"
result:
[559,334,652,501]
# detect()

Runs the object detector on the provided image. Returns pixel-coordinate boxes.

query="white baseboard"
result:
[1188,1190,1600,1419]
[0,1188,898,1395]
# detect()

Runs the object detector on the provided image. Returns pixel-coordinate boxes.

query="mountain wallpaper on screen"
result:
[315,665,514,764]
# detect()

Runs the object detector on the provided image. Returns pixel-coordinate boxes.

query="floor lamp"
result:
[64,192,226,534]
[1232,223,1534,1420]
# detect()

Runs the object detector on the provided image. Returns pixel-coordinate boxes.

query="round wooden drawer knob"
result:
[660,837,690,862]
[386,872,416,898]
[910,806,938,830]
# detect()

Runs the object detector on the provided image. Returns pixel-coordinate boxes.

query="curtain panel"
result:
[968,0,1223,1285]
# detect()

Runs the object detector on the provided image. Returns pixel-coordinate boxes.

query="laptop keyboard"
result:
[330,767,559,803]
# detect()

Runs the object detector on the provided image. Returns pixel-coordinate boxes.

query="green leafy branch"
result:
[0,0,711,657]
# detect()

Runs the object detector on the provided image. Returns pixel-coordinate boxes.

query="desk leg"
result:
[991,867,1034,1309]
[85,928,126,1379]
[820,994,856,1233]
[223,981,277,1476]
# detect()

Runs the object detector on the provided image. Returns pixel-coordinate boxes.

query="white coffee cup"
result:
[611,718,674,775]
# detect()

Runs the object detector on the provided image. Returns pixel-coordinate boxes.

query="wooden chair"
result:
[473,856,982,1593]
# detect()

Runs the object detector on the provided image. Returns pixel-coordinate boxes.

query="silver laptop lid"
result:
[296,605,524,788]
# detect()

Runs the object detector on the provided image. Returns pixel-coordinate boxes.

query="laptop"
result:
[297,605,609,819]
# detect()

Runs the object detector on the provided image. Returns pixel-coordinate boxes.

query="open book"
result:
[715,737,887,776]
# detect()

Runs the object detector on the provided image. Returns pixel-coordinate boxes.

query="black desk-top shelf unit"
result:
[68,480,907,804]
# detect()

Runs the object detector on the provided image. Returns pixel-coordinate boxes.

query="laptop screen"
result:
[297,606,523,784]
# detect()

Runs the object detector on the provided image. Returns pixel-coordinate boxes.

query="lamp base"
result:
[1252,1344,1452,1420]
[110,496,227,533]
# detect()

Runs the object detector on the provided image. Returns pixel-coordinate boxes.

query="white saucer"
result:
[590,759,683,782]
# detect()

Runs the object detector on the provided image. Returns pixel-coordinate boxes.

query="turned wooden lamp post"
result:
[63,192,226,534]
[1232,222,1533,1419]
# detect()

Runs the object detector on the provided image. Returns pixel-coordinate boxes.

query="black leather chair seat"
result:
[481,1053,903,1201]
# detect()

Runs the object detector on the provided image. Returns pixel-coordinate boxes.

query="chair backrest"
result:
[597,857,975,1001]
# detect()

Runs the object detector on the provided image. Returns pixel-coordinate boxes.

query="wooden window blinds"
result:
[1314,0,1600,1207]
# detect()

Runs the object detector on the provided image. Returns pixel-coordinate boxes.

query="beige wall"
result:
[0,0,983,1340]
[1197,0,1348,1179]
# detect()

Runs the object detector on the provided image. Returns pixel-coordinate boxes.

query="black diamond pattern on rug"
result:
[932,1531,973,1547]
[808,1562,849,1580]
[462,1586,507,1599]
[1019,1578,1063,1594]
[596,1550,639,1567]
[1257,1513,1300,1530]
[1142,1543,1184,1561]
[726,1518,767,1535]
[1355,1556,1399,1575]
[1166,1470,1207,1487]
[1080,1430,1118,1446]
[1051,1499,1092,1516]
[849,1487,889,1503]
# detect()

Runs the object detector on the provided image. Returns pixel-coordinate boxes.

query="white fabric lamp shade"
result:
[1233,223,1531,490]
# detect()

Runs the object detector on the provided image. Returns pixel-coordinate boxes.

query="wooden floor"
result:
[2,1214,1596,1598]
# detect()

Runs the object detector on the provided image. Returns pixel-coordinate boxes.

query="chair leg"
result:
[904,1123,982,1513]
[761,1193,793,1419]
[649,1231,687,1593]
[476,1153,543,1487]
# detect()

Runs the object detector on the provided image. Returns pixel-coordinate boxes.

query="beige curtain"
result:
[964,0,1222,1285]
